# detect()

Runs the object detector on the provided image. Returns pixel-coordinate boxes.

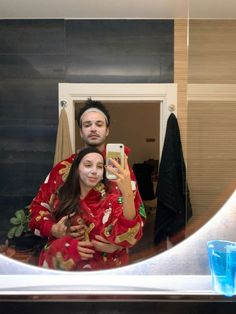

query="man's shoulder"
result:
[124,145,131,156]
[49,153,77,182]
[54,153,77,168]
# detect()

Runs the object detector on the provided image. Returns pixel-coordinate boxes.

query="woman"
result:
[29,147,143,271]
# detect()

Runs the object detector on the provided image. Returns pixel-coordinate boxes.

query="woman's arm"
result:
[106,155,136,220]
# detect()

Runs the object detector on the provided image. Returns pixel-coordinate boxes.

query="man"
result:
[29,98,146,256]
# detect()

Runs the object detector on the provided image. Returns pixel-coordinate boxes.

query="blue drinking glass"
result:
[207,240,236,297]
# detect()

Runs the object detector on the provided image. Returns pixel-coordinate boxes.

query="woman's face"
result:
[78,152,104,189]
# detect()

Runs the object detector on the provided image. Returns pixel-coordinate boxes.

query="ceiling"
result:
[1,0,236,19]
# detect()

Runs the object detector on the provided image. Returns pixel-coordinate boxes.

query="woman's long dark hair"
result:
[54,147,104,221]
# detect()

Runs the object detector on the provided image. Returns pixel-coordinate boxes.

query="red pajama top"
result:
[29,146,146,270]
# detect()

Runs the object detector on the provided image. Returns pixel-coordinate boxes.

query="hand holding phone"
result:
[106,143,124,180]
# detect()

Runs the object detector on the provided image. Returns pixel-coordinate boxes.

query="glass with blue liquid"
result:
[207,240,236,297]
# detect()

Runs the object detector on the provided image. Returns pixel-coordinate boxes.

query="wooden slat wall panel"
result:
[186,20,236,233]
[187,100,236,222]
[186,103,236,235]
[174,19,188,153]
[189,20,236,84]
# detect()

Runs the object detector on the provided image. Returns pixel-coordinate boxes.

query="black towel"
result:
[154,113,192,244]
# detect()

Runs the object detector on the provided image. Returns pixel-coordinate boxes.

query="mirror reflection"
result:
[1,17,236,270]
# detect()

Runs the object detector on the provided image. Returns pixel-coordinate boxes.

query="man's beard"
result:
[84,137,103,147]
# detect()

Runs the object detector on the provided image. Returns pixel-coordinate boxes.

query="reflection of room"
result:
[2,3,236,313]
[2,14,236,275]
[0,19,175,251]
[0,17,182,264]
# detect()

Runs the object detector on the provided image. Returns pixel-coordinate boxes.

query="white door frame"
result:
[58,83,177,159]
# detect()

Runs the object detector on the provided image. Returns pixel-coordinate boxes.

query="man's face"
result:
[80,111,109,149]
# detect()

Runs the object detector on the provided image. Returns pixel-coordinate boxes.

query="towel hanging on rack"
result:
[154,113,192,244]
[53,107,73,166]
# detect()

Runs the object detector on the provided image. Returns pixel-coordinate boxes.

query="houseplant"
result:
[7,207,30,239]
[7,206,46,251]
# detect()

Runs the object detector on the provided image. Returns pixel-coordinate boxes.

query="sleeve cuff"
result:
[40,220,55,238]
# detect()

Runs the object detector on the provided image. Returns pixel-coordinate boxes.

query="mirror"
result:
[1,11,235,272]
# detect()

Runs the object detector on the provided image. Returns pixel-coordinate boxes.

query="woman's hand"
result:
[77,241,95,260]
[106,155,133,196]
[68,217,86,240]
[92,235,121,253]
[52,215,86,240]
[51,216,68,238]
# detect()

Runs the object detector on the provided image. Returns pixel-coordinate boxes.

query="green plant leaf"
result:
[15,209,26,221]
[10,217,20,225]
[7,226,18,239]
[8,207,30,238]
[14,225,24,237]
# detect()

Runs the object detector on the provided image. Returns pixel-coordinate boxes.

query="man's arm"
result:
[29,155,75,238]
[92,235,121,253]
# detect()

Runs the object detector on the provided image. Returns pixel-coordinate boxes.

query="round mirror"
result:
[1,5,236,272]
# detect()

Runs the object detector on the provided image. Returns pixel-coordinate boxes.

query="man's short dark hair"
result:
[77,98,110,128]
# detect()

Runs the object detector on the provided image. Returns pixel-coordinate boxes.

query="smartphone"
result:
[106,143,124,180]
